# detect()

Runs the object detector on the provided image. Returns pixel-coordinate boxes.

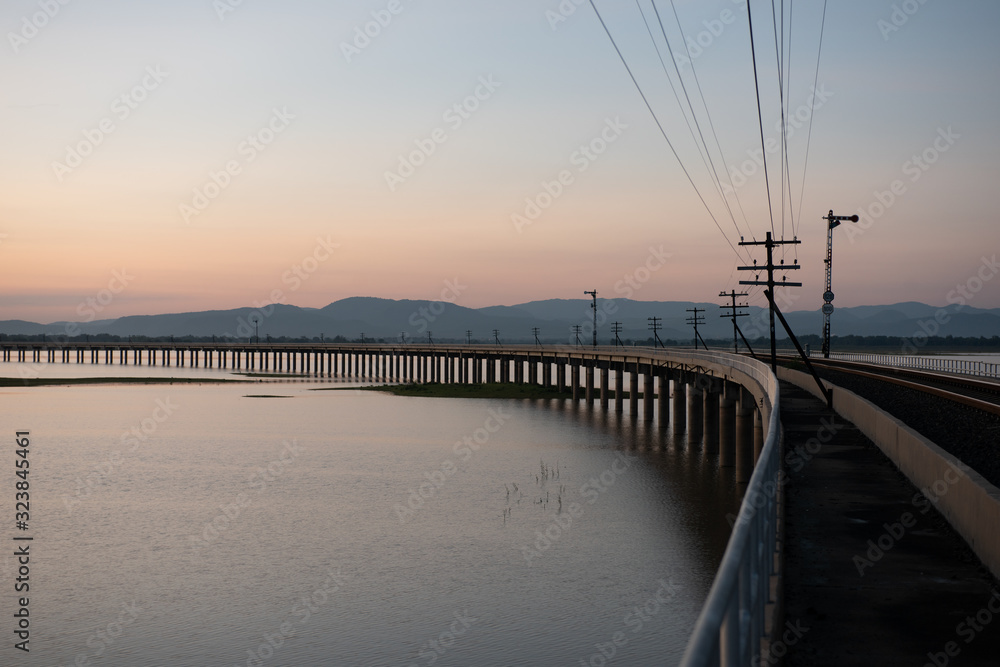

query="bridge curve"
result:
[2,341,784,663]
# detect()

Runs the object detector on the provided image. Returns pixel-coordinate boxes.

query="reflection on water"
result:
[0,363,741,666]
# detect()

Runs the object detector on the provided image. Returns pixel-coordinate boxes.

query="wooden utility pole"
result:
[738,232,801,372]
[719,290,750,354]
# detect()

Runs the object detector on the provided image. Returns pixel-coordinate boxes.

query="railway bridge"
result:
[3,340,999,665]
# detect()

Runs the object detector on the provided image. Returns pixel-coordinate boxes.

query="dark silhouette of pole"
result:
[647,317,662,348]
[532,327,541,347]
[719,291,749,354]
[739,231,802,372]
[466,330,472,345]
[584,290,598,347]
[822,210,860,358]
[612,322,624,347]
[686,308,705,349]
[493,329,501,346]
[572,325,583,347]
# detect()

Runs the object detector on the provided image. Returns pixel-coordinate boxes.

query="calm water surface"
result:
[1,362,741,666]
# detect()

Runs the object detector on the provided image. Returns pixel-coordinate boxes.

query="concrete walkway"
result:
[779,381,1000,666]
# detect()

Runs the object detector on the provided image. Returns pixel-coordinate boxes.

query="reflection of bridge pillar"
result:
[658,370,670,428]
[687,381,703,440]
[643,365,654,422]
[736,389,754,483]
[571,363,580,401]
[629,360,639,418]
[719,383,736,467]
[600,366,609,411]
[703,381,721,453]
[672,376,686,431]
[615,366,623,414]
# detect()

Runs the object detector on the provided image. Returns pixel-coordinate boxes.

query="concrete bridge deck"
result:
[780,381,1000,666]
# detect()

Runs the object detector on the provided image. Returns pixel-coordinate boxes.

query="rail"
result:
[826,352,1000,380]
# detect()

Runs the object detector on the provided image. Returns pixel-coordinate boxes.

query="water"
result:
[1,363,740,666]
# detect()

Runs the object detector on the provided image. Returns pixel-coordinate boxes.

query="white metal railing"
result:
[826,352,1000,380]
[678,353,781,667]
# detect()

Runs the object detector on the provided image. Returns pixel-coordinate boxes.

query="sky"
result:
[1,0,998,324]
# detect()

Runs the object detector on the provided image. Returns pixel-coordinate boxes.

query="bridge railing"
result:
[679,353,781,667]
[826,352,1000,380]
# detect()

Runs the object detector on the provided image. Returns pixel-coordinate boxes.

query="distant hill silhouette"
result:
[1,297,997,343]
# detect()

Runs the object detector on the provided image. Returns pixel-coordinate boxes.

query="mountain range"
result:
[2,298,998,343]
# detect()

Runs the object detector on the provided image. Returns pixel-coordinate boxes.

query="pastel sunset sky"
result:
[2,0,998,323]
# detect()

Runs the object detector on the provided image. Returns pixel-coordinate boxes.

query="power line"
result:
[746,0,776,238]
[587,0,744,260]
[666,0,755,243]
[642,0,745,248]
[795,0,829,228]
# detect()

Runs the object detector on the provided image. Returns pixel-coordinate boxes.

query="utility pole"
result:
[532,327,541,347]
[400,331,407,344]
[493,329,501,346]
[427,331,433,345]
[584,290,598,347]
[611,322,624,347]
[466,330,472,345]
[572,325,583,347]
[360,332,365,344]
[686,307,706,349]
[719,290,750,354]
[738,231,802,372]
[822,210,860,358]
[647,317,662,348]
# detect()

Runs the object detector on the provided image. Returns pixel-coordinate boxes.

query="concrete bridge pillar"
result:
[643,365,654,422]
[614,366,623,414]
[585,364,594,406]
[703,381,721,453]
[629,361,639,418]
[658,370,670,429]
[600,366,609,411]
[542,360,551,388]
[557,362,565,392]
[528,358,537,385]
[753,407,764,464]
[687,381,704,440]
[719,383,736,467]
[571,363,580,401]
[736,388,755,483]
[672,376,687,431]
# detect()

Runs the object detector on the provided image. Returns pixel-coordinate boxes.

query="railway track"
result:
[777,355,1000,418]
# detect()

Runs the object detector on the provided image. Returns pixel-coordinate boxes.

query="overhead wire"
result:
[636,0,757,267]
[795,0,829,230]
[586,0,745,260]
[663,0,756,244]
[746,0,776,239]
